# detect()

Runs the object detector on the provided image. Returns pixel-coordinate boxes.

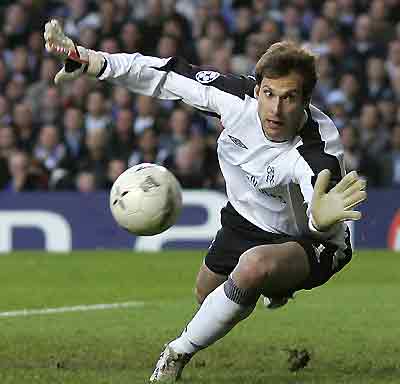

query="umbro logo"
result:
[228,135,248,149]
[266,166,275,184]
[195,70,220,84]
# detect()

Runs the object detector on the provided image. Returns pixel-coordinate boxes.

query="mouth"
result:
[266,119,283,129]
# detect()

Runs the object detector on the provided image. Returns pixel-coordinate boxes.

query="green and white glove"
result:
[43,19,105,84]
[311,169,367,232]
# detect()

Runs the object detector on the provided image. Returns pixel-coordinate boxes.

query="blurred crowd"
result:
[1,0,400,193]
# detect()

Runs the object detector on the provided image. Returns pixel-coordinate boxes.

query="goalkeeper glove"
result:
[43,19,105,84]
[311,169,367,232]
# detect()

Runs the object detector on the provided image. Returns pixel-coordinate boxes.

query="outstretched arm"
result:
[44,19,253,119]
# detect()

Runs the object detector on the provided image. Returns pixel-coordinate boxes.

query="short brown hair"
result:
[255,41,317,101]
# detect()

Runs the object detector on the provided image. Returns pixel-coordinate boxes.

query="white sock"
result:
[169,278,258,355]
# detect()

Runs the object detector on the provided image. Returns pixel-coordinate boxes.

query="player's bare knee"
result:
[236,247,280,287]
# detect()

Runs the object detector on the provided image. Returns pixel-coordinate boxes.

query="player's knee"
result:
[238,248,280,287]
[194,285,207,305]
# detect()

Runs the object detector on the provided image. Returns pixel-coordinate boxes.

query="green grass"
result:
[0,250,399,383]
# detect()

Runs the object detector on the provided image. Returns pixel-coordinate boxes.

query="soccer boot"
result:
[263,295,291,309]
[150,344,192,382]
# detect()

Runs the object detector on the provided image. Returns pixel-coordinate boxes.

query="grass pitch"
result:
[0,250,399,383]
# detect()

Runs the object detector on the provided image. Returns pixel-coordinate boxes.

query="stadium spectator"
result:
[196,37,215,66]
[99,37,120,54]
[97,1,120,38]
[390,67,400,101]
[103,158,127,189]
[78,129,109,188]
[38,86,64,126]
[0,0,398,191]
[302,16,331,56]
[210,46,233,73]
[378,124,400,187]
[0,126,16,187]
[25,57,59,117]
[108,108,136,161]
[325,90,348,130]
[84,90,111,133]
[386,39,400,81]
[161,108,192,153]
[0,58,9,92]
[358,103,391,156]
[75,169,97,193]
[0,95,12,126]
[64,76,91,110]
[350,14,385,71]
[61,0,100,40]
[6,150,43,192]
[2,4,30,49]
[120,21,143,54]
[157,34,180,59]
[377,96,397,130]
[77,26,98,50]
[280,4,306,42]
[111,86,134,116]
[203,16,232,51]
[9,46,32,81]
[12,102,37,152]
[232,6,255,55]
[337,72,362,116]
[368,0,394,44]
[63,107,86,162]
[232,32,264,75]
[128,127,169,167]
[341,123,362,172]
[133,95,159,135]
[365,56,394,102]
[5,74,27,104]
[171,135,217,189]
[33,124,67,173]
[312,54,335,108]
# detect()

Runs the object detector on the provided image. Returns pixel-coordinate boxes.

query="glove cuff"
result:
[77,47,105,77]
[309,216,341,239]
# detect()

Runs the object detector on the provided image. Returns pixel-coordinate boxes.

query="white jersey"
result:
[98,53,347,248]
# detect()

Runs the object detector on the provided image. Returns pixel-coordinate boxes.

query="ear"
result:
[254,84,260,99]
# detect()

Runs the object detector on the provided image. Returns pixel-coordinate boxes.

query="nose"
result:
[270,96,282,116]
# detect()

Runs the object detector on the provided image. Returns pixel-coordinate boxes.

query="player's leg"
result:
[176,242,309,352]
[195,263,227,304]
[150,241,310,382]
[232,241,310,297]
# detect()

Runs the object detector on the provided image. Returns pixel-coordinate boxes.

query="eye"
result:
[264,90,273,97]
[285,94,296,101]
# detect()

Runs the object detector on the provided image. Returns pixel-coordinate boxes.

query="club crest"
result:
[195,70,220,84]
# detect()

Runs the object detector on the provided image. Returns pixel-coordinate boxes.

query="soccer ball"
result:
[109,163,182,236]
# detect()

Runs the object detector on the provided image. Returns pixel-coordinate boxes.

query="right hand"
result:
[44,19,104,84]
[311,169,367,232]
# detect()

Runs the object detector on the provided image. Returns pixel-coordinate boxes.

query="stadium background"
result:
[1,2,400,384]
[0,0,399,251]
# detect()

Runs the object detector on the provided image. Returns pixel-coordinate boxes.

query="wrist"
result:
[309,216,341,239]
[76,47,105,77]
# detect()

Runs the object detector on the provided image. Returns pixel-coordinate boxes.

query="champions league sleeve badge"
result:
[195,70,221,84]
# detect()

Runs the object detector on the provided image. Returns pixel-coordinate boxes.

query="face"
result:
[255,71,306,142]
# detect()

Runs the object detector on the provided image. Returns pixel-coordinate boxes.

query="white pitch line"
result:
[0,301,145,318]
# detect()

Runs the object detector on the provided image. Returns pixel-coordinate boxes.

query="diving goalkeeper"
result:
[44,19,367,382]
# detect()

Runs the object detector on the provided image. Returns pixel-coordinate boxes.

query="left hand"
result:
[311,169,367,231]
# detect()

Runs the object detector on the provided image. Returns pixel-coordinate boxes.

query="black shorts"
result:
[205,203,352,295]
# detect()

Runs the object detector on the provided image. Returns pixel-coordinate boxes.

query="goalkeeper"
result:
[44,20,367,382]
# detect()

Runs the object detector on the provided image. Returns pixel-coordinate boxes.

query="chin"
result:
[265,130,286,142]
